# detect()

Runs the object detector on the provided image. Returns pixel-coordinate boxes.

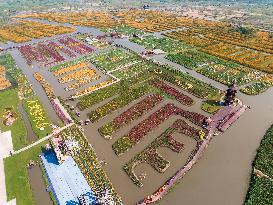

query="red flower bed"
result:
[37,43,65,64]
[150,79,193,106]
[114,94,163,126]
[127,103,206,143]
[48,41,77,58]
[59,37,95,55]
[128,104,178,143]
[19,45,48,65]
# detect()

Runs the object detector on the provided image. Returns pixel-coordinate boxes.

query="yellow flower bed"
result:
[25,99,49,129]
[58,68,97,83]
[73,79,114,98]
[53,62,88,76]
[34,72,55,99]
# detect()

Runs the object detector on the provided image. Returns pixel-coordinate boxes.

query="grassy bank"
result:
[0,88,28,150]
[244,124,273,205]
[4,142,47,205]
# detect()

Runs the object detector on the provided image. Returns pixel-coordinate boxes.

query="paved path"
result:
[0,124,73,204]
[12,123,74,155]
[0,131,15,205]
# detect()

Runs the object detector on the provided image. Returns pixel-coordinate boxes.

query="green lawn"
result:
[0,88,28,150]
[4,142,47,205]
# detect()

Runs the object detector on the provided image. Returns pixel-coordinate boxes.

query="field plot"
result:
[124,118,202,187]
[16,11,120,29]
[115,10,223,33]
[66,56,220,204]
[131,35,191,53]
[18,36,95,67]
[166,50,255,86]
[0,20,75,43]
[103,25,146,37]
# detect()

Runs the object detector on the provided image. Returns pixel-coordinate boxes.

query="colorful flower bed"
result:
[19,38,92,67]
[123,119,202,187]
[60,125,123,204]
[52,61,88,76]
[58,68,97,83]
[89,48,139,72]
[19,40,80,67]
[65,75,101,91]
[0,65,11,90]
[72,78,115,98]
[131,35,191,53]
[34,72,55,99]
[18,11,120,29]
[153,65,220,99]
[240,82,272,95]
[59,37,95,55]
[109,60,152,79]
[88,83,152,122]
[0,54,34,99]
[19,45,48,66]
[99,94,164,138]
[48,41,77,58]
[166,50,255,86]
[76,71,152,109]
[149,79,193,106]
[113,103,206,155]
[0,20,75,43]
[23,97,52,138]
[36,43,65,65]
[49,55,91,72]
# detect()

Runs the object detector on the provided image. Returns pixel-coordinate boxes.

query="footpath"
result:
[0,131,16,205]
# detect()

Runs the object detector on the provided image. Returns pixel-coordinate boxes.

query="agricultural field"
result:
[16,11,120,29]
[131,35,192,53]
[103,25,146,37]
[18,36,95,67]
[1,7,273,205]
[0,20,75,43]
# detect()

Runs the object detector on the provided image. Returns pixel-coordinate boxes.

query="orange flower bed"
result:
[0,20,75,43]
[53,62,88,76]
[0,66,11,90]
[16,11,120,29]
[72,78,115,98]
[58,68,97,83]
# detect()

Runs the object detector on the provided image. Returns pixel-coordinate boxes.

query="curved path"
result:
[137,105,245,205]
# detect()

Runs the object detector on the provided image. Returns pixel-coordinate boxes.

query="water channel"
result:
[3,18,273,205]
